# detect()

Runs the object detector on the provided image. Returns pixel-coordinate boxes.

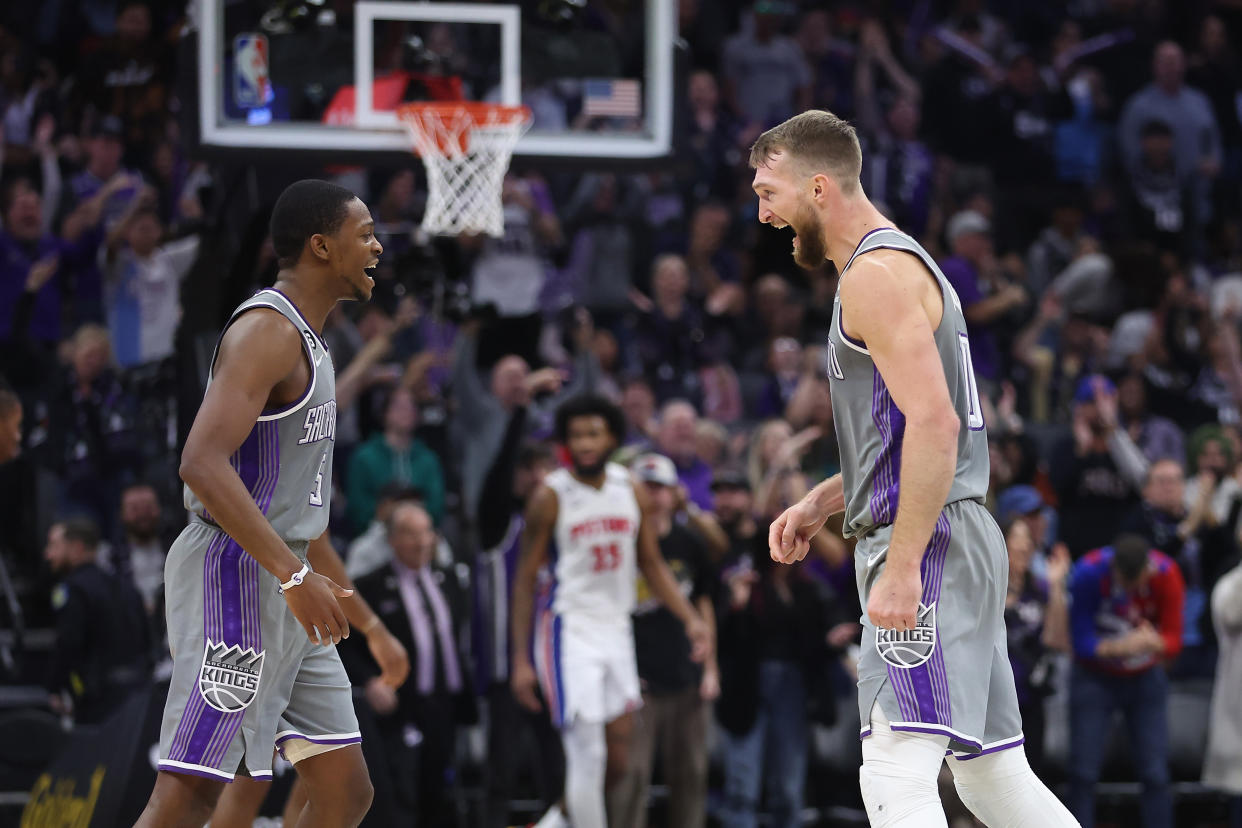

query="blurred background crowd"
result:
[1,0,1242,826]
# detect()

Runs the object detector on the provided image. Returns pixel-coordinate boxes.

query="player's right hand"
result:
[511,659,542,713]
[769,497,829,564]
[867,563,922,631]
[284,573,353,645]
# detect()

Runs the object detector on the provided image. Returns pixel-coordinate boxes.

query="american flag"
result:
[582,79,642,118]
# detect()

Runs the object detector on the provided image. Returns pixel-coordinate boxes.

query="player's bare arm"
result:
[633,482,711,662]
[510,482,557,711]
[179,309,354,645]
[306,532,410,688]
[769,473,844,563]
[841,250,960,632]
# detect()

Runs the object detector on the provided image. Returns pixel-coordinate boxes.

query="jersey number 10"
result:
[591,543,621,573]
[957,332,984,430]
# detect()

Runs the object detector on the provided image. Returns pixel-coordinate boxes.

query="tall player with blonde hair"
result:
[757,111,1078,827]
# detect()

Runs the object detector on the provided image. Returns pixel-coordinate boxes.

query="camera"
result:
[383,238,480,324]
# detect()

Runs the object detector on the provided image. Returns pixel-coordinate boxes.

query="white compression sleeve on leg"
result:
[562,718,608,828]
[532,805,568,828]
[859,703,951,828]
[949,745,1079,827]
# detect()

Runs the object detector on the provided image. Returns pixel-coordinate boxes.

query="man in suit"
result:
[343,501,476,826]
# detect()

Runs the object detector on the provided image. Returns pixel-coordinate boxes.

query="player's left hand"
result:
[867,562,922,631]
[684,615,711,663]
[367,624,411,689]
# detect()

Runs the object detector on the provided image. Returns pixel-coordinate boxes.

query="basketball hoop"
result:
[397,102,532,238]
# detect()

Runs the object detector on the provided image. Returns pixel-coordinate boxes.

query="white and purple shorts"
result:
[157,522,360,782]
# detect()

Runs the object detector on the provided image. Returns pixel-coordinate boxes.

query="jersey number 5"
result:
[591,543,621,573]
[309,450,327,507]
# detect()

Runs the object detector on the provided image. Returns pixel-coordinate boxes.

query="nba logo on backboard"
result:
[233,33,271,109]
[876,603,937,668]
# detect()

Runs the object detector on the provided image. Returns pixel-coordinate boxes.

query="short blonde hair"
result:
[749,110,862,195]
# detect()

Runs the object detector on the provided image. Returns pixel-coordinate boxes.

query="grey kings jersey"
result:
[826,228,989,539]
[184,289,337,544]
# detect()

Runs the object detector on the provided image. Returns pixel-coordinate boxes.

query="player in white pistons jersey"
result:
[544,462,642,624]
[755,112,1079,828]
[511,394,710,828]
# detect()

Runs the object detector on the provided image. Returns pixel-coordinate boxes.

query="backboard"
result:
[198,0,676,161]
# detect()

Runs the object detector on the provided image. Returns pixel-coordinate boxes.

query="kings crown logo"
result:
[198,640,265,713]
[876,602,937,669]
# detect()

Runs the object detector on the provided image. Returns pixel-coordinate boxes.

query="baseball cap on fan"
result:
[996,485,1043,526]
[1074,374,1116,403]
[632,453,678,487]
[946,210,990,245]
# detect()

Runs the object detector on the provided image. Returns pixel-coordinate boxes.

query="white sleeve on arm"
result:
[1107,427,1150,491]
[163,235,202,278]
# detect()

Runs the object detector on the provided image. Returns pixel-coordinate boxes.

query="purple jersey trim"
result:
[867,367,906,527]
[259,369,315,417]
[275,732,364,746]
[835,228,900,350]
[841,227,898,274]
[551,614,565,728]
[262,288,327,348]
[954,735,1025,760]
[837,309,869,351]
[157,761,235,782]
[168,421,279,771]
[890,723,983,750]
[208,301,316,413]
[883,512,953,728]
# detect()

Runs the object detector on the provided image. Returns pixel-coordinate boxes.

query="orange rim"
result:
[397,102,531,155]
[396,101,532,126]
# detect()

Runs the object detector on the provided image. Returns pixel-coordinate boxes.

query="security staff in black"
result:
[44,517,151,724]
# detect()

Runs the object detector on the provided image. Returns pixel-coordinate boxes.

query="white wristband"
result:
[279,563,310,594]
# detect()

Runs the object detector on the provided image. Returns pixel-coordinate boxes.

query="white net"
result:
[399,104,531,238]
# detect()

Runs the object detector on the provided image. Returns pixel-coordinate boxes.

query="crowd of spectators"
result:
[2,0,1242,826]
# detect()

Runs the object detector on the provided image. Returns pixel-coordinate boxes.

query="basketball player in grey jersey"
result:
[755,112,1078,827]
[136,180,398,828]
